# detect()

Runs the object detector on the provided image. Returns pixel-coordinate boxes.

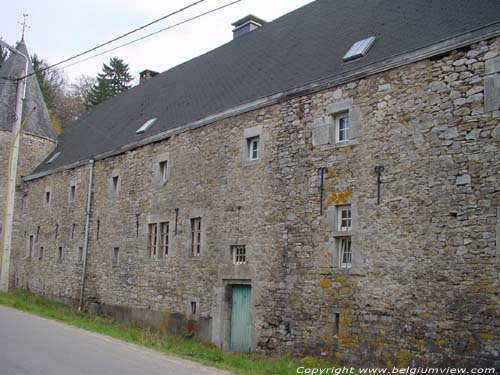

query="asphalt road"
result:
[0,306,231,375]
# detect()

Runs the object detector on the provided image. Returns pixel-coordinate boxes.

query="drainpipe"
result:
[78,159,94,311]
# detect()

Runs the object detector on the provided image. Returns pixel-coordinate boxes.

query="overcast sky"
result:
[2,0,315,84]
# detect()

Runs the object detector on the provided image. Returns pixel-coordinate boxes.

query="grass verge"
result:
[0,290,338,375]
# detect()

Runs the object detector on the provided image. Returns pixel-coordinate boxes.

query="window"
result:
[159,221,169,257]
[112,247,120,265]
[78,247,83,262]
[69,184,76,202]
[57,247,63,263]
[136,118,158,134]
[36,225,40,242]
[231,245,246,264]
[339,238,352,268]
[39,247,44,260]
[28,235,34,258]
[55,224,59,239]
[190,218,202,257]
[148,223,158,258]
[247,136,260,160]
[71,224,77,239]
[335,112,350,143]
[337,205,351,231]
[343,36,376,62]
[112,176,119,193]
[45,191,51,206]
[159,161,168,183]
[190,301,197,315]
[96,220,100,240]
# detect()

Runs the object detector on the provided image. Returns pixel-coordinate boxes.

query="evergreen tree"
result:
[86,57,133,108]
[31,54,64,111]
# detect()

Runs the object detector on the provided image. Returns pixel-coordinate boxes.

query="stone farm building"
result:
[1,0,500,368]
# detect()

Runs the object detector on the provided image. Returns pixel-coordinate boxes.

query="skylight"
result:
[46,152,61,164]
[343,36,376,62]
[136,118,158,134]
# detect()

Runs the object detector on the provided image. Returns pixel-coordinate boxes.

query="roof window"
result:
[136,118,158,134]
[343,36,376,62]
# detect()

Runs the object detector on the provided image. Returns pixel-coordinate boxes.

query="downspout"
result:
[78,159,95,311]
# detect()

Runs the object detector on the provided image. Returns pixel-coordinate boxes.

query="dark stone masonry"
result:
[1,1,499,369]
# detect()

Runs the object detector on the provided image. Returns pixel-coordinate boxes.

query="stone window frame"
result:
[153,152,171,186]
[484,56,500,112]
[68,180,77,204]
[230,245,247,265]
[312,99,362,148]
[187,297,200,318]
[328,198,363,270]
[186,209,207,259]
[108,169,121,198]
[241,125,265,165]
[145,213,174,260]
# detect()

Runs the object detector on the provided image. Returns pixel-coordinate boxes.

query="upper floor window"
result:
[159,221,169,257]
[148,223,158,259]
[112,176,119,193]
[159,161,168,183]
[247,136,260,161]
[190,218,202,257]
[339,238,352,268]
[69,184,76,203]
[335,112,349,143]
[44,191,51,206]
[231,245,246,265]
[337,205,351,231]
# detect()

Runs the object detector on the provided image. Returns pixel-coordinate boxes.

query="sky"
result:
[1,0,315,84]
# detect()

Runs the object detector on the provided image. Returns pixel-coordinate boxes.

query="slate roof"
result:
[32,0,500,176]
[0,40,56,140]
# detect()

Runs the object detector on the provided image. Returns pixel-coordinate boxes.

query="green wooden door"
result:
[230,285,252,352]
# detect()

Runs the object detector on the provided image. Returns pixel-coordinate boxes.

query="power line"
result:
[1,0,207,81]
[59,0,242,71]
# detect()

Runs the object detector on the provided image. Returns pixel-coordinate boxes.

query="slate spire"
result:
[0,39,56,140]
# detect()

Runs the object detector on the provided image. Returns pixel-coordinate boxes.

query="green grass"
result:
[0,290,337,375]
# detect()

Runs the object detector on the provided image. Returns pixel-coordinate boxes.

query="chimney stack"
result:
[139,69,159,84]
[232,15,266,39]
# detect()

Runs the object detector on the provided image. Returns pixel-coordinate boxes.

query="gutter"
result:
[78,159,94,311]
[23,22,500,182]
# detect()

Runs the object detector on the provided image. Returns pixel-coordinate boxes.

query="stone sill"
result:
[317,138,359,151]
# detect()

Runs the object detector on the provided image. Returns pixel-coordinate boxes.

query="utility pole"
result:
[0,39,29,291]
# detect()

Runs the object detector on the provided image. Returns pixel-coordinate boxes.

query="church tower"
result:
[0,37,57,284]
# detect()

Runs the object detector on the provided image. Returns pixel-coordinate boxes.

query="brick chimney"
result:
[232,15,266,39]
[139,69,159,84]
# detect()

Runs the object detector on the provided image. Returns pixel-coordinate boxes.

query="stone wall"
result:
[10,36,500,368]
[0,130,54,246]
